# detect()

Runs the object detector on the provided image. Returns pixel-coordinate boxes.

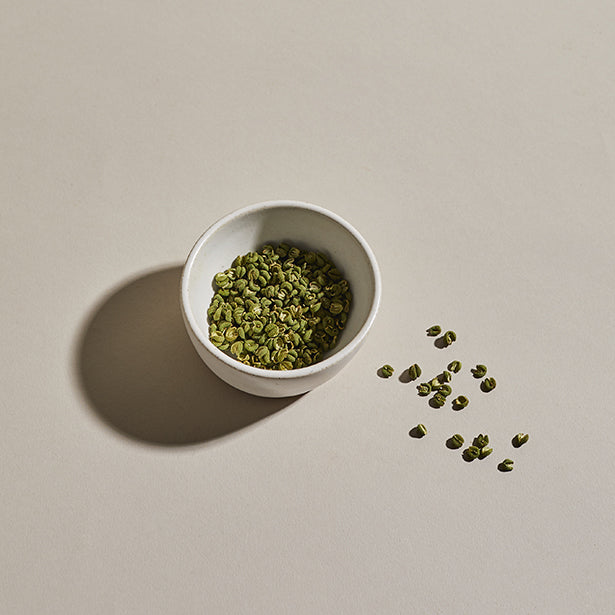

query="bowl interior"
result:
[184,203,378,366]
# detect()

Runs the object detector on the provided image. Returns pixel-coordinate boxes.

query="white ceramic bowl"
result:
[180,200,381,397]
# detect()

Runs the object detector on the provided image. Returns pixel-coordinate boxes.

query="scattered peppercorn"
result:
[449,434,464,449]
[471,364,487,378]
[439,384,452,397]
[499,459,514,472]
[443,331,456,346]
[380,364,394,378]
[478,447,493,460]
[408,363,422,381]
[482,377,497,392]
[452,395,469,409]
[417,383,431,396]
[448,360,462,373]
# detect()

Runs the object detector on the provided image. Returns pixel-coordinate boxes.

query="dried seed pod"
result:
[482,377,497,392]
[452,395,469,409]
[450,434,464,449]
[408,364,422,380]
[443,331,456,346]
[471,364,487,378]
[448,360,462,373]
[499,459,514,472]
[416,383,431,396]
[380,364,394,378]
[478,447,493,460]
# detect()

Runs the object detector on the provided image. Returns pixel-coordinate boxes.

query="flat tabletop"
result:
[2,2,614,613]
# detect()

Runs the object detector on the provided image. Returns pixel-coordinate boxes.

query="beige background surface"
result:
[2,1,615,613]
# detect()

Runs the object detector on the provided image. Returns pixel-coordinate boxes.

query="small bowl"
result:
[180,200,381,397]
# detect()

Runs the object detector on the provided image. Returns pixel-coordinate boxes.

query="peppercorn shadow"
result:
[75,266,301,446]
[408,426,426,439]
[433,336,447,349]
[398,369,413,384]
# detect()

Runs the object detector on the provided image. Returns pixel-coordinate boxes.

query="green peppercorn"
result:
[416,383,431,396]
[264,323,279,338]
[244,340,258,353]
[512,433,529,448]
[478,447,493,460]
[474,434,489,448]
[207,243,352,370]
[230,341,244,356]
[408,363,422,380]
[426,325,442,336]
[443,331,456,346]
[432,392,446,407]
[452,395,469,409]
[449,434,464,449]
[482,377,497,392]
[465,446,480,460]
[471,364,487,378]
[214,272,230,288]
[224,326,239,342]
[430,377,442,391]
[416,424,427,437]
[499,459,514,472]
[256,345,270,364]
[439,370,452,383]
[448,360,462,373]
[380,364,394,378]
[438,384,452,397]
[210,331,225,346]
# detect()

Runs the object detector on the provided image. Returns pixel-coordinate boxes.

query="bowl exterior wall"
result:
[181,303,359,397]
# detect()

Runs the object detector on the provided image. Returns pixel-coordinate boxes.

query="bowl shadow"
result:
[74,266,300,446]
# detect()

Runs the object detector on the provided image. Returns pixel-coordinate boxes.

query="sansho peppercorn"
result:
[513,433,529,447]
[452,395,469,409]
[416,383,431,396]
[408,363,422,380]
[471,364,487,378]
[449,434,464,448]
[482,377,497,392]
[448,360,462,373]
[443,331,456,346]
[380,364,394,378]
[499,459,514,472]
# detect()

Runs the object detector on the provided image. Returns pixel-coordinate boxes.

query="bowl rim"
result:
[181,200,381,379]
